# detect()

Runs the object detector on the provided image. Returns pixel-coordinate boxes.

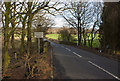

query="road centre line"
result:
[73,52,77,54]
[76,54,82,58]
[56,44,119,80]
[88,61,120,80]
[73,52,82,58]
[62,46,82,58]
[65,48,71,51]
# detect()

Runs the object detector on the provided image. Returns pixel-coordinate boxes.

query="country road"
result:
[49,41,120,80]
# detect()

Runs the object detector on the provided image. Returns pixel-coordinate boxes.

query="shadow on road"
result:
[53,54,71,79]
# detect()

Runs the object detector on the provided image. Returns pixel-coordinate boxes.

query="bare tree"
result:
[10,2,22,52]
[1,0,62,75]
[32,12,54,34]
[2,2,23,74]
[20,1,62,55]
[2,2,11,75]
[62,1,93,46]
[58,27,73,42]
[88,2,103,48]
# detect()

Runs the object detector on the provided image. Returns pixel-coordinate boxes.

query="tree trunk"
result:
[78,28,80,46]
[3,2,11,74]
[11,2,16,53]
[88,35,91,46]
[27,2,32,55]
[11,31,15,52]
[77,18,81,46]
[27,17,32,55]
[90,34,94,48]
[79,21,82,46]
[90,21,97,48]
[84,39,86,46]
[83,28,86,46]
[21,17,26,54]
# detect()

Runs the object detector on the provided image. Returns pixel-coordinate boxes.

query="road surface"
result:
[49,41,120,80]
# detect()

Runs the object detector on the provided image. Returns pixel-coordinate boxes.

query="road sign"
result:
[34,32,43,38]
[34,32,44,54]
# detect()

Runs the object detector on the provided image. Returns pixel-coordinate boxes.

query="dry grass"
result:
[3,38,52,79]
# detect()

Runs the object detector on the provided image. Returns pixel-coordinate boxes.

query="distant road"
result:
[49,41,120,80]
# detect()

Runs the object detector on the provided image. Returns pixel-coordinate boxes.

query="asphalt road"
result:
[49,41,120,80]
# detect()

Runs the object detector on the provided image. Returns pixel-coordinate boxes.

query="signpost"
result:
[34,32,43,54]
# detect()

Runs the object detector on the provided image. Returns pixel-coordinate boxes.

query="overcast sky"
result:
[51,15,69,28]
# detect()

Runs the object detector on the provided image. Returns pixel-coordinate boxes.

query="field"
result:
[45,34,100,48]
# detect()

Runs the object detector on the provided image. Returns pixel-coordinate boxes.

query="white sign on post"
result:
[34,32,43,38]
[34,32,44,54]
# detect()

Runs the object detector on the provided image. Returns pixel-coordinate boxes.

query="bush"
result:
[43,41,50,53]
[58,27,74,42]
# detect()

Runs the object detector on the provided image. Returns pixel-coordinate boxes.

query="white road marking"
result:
[76,54,82,58]
[73,52,82,58]
[88,61,120,80]
[73,52,77,54]
[65,48,71,51]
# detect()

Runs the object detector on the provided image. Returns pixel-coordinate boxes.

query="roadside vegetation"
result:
[46,34,59,40]
[1,1,62,79]
[46,33,100,48]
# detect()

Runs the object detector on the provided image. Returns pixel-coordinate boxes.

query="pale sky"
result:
[52,15,69,28]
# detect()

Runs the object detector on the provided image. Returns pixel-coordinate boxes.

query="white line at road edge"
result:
[88,61,120,80]
[73,52,82,58]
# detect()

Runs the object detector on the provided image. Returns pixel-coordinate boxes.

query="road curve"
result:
[49,41,120,80]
